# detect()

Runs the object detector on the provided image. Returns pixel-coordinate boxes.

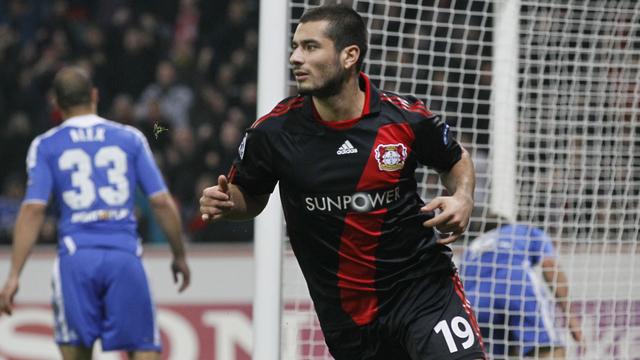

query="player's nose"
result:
[290,47,304,66]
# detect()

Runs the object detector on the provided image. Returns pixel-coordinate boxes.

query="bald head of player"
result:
[52,66,98,119]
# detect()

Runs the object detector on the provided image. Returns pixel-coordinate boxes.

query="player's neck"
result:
[313,76,365,122]
[61,105,97,120]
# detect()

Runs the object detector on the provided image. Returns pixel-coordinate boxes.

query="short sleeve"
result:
[230,128,278,195]
[133,130,168,197]
[411,113,462,171]
[23,137,53,204]
[528,227,555,266]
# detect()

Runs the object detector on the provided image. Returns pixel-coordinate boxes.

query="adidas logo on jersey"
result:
[337,140,358,155]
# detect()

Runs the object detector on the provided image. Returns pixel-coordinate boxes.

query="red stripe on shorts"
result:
[452,273,487,357]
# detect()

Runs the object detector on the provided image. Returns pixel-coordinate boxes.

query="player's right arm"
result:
[200,119,277,222]
[200,175,269,221]
[0,202,47,316]
[1,135,52,316]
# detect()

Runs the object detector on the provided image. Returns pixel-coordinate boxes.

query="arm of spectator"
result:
[200,175,269,222]
[0,203,47,316]
[541,256,583,342]
[422,147,476,245]
[149,192,191,293]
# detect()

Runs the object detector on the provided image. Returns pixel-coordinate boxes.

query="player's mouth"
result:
[294,71,309,81]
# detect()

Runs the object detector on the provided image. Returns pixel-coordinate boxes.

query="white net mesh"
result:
[279,1,640,359]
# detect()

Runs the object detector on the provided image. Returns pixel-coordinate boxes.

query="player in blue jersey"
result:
[0,67,191,360]
[460,214,583,358]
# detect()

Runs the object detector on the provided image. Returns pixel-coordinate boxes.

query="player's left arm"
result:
[132,127,191,292]
[541,256,583,342]
[422,146,476,245]
[0,202,47,316]
[149,192,191,293]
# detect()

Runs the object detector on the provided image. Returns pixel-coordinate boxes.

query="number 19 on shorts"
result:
[434,316,475,353]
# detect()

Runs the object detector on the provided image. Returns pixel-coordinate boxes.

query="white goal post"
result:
[255,1,640,359]
[253,0,288,359]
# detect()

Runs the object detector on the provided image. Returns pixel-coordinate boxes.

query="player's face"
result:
[290,20,349,97]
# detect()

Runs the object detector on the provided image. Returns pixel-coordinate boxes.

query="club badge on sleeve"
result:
[238,133,247,160]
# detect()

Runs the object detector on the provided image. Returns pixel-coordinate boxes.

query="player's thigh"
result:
[54,253,103,347]
[508,298,560,356]
[406,274,486,360]
[535,346,566,359]
[58,344,93,360]
[323,323,411,360]
[101,251,161,352]
[129,350,161,360]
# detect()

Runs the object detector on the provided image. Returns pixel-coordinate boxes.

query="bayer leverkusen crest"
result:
[375,143,407,171]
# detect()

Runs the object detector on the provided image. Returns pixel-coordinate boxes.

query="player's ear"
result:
[49,92,60,111]
[91,87,99,104]
[342,44,361,71]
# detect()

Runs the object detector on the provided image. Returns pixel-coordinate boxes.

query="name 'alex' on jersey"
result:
[230,73,463,329]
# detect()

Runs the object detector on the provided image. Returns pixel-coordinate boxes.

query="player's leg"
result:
[529,346,566,359]
[58,345,93,360]
[322,322,412,360]
[403,272,486,359]
[100,251,162,354]
[128,350,161,360]
[508,289,565,359]
[53,252,103,354]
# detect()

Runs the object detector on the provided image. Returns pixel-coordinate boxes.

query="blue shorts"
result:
[51,248,161,352]
[471,289,563,357]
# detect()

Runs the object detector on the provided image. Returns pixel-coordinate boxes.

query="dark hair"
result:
[52,67,93,110]
[299,4,368,71]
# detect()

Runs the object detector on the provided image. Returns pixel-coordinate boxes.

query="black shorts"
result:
[323,271,486,360]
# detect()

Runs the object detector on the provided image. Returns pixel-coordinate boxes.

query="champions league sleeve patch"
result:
[238,133,248,160]
[442,123,450,146]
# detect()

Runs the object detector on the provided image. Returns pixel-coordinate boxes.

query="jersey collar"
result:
[360,72,381,116]
[309,72,382,130]
[62,114,106,127]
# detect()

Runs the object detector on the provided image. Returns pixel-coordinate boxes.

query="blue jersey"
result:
[461,224,555,296]
[460,224,561,356]
[24,114,167,254]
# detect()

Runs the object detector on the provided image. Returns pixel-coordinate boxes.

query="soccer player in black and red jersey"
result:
[200,4,485,360]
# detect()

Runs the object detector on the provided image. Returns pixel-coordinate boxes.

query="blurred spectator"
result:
[105,22,159,101]
[0,174,24,244]
[135,60,194,130]
[109,93,135,125]
[0,112,33,187]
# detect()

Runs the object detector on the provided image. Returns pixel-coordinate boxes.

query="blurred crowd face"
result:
[157,61,177,87]
[111,94,134,124]
[290,20,348,97]
[123,28,146,53]
[219,122,242,152]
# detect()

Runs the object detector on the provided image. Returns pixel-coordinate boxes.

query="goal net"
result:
[270,1,640,359]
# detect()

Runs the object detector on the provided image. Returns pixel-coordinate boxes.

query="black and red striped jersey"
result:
[230,73,463,330]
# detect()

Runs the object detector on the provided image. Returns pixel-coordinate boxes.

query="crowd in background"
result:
[0,0,259,244]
